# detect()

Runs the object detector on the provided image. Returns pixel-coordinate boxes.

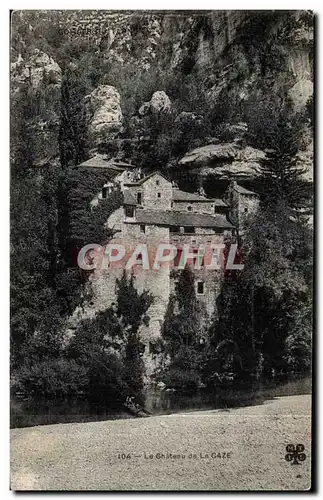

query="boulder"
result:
[227,146,266,179]
[179,143,237,167]
[138,101,150,116]
[85,85,123,145]
[150,90,171,113]
[138,91,171,116]
[179,143,266,181]
[11,49,62,89]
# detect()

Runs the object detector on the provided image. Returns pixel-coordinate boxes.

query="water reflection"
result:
[144,376,312,415]
[11,375,311,429]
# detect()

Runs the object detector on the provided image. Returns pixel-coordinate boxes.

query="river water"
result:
[144,376,312,415]
[11,375,311,429]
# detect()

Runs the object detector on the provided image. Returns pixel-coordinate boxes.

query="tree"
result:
[240,201,312,378]
[116,272,153,395]
[160,266,206,390]
[162,266,204,355]
[10,167,64,366]
[259,109,311,209]
[59,68,88,168]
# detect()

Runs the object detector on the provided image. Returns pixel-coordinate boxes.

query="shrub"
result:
[85,352,128,407]
[15,358,88,400]
[162,368,201,392]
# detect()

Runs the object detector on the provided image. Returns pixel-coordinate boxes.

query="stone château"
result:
[72,154,259,373]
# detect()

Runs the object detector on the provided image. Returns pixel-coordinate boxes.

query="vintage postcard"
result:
[10,10,314,491]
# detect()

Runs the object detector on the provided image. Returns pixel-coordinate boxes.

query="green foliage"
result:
[162,368,201,392]
[161,267,207,390]
[116,272,153,395]
[67,309,123,361]
[116,271,153,333]
[65,167,123,248]
[162,266,204,355]
[15,358,88,400]
[258,109,311,209]
[10,167,64,365]
[240,202,312,377]
[59,67,88,168]
[284,304,312,374]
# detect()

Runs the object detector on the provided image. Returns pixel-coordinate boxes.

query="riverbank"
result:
[10,394,311,491]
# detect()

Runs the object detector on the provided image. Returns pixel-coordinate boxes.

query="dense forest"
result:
[10,11,313,415]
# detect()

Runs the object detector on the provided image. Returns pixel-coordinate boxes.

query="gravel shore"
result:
[10,394,312,491]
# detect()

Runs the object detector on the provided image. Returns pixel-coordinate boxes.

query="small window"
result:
[137,192,142,204]
[157,192,161,198]
[102,186,107,199]
[140,224,146,233]
[170,226,180,233]
[184,226,195,234]
[187,205,192,211]
[125,206,134,218]
[174,249,182,267]
[156,180,160,186]
[197,281,205,295]
[244,207,248,213]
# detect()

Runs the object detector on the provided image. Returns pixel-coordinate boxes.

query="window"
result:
[197,281,205,295]
[156,180,160,186]
[137,192,142,204]
[157,192,161,198]
[140,224,146,233]
[187,205,192,211]
[102,186,107,199]
[170,226,180,233]
[244,207,248,213]
[184,226,195,234]
[174,249,182,267]
[125,206,134,218]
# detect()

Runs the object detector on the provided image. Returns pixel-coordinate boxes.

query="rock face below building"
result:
[85,85,123,146]
[178,143,266,181]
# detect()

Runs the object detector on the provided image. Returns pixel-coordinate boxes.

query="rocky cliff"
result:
[10,10,314,183]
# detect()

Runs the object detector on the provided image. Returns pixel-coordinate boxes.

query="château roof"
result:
[127,209,234,229]
[173,189,227,206]
[124,170,170,186]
